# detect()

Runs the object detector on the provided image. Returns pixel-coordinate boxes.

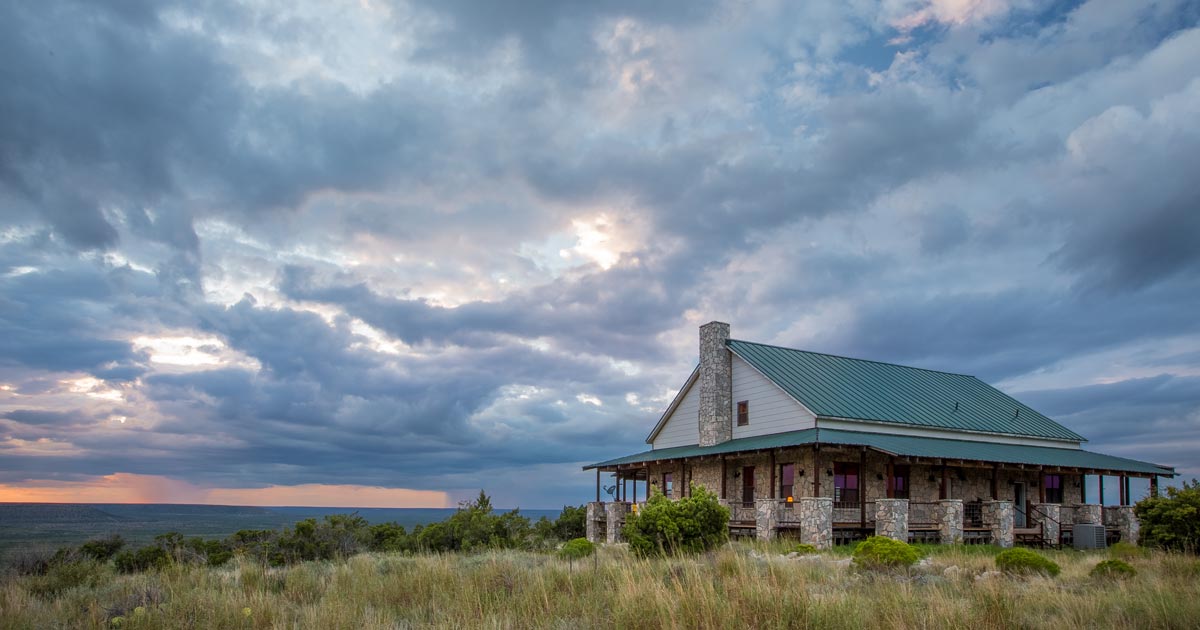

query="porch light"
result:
[786,496,794,503]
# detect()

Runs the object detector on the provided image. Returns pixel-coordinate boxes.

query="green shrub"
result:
[559,538,596,569]
[1108,541,1147,561]
[1135,480,1200,553]
[79,535,125,562]
[851,536,920,569]
[554,505,587,541]
[623,485,729,557]
[114,546,171,573]
[995,548,1060,577]
[790,543,818,555]
[1091,558,1137,579]
[26,560,111,597]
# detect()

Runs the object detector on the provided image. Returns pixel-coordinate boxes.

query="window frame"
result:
[1044,473,1063,504]
[779,463,795,500]
[833,462,860,505]
[736,400,749,426]
[663,472,674,498]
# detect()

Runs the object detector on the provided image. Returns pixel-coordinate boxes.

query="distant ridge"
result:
[0,503,126,524]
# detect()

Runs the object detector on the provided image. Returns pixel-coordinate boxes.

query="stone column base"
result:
[756,499,778,541]
[798,497,833,550]
[874,499,909,541]
[937,499,964,545]
[605,502,629,544]
[982,501,1014,548]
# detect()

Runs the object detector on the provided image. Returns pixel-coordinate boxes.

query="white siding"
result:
[731,355,816,438]
[651,380,700,448]
[817,418,1083,449]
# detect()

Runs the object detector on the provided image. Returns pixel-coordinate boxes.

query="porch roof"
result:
[584,428,1174,476]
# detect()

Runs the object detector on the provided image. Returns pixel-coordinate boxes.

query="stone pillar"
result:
[1031,503,1060,546]
[756,499,778,541]
[605,502,628,544]
[698,322,732,447]
[874,499,909,541]
[586,502,604,543]
[937,499,964,545]
[1104,506,1139,544]
[798,497,833,550]
[982,501,1014,548]
[1075,503,1102,525]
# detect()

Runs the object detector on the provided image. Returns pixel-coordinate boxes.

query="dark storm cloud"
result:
[0,0,1197,503]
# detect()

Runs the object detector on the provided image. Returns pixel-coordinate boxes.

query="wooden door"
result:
[742,466,755,505]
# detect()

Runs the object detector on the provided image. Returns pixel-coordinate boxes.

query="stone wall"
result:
[875,499,909,541]
[1075,503,1102,525]
[604,502,628,544]
[1104,506,1139,544]
[1030,503,1060,546]
[937,499,964,544]
[698,322,732,447]
[755,499,778,541]
[798,497,833,550]
[586,502,605,543]
[982,501,1014,548]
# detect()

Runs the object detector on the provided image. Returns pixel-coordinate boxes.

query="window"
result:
[663,472,674,498]
[834,462,859,506]
[891,465,910,499]
[736,400,749,426]
[779,463,795,500]
[1044,474,1063,504]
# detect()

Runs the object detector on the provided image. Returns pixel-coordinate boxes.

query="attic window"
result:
[737,400,749,426]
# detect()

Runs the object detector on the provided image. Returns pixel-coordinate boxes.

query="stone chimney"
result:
[698,321,732,447]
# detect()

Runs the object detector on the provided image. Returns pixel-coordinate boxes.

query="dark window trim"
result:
[736,400,749,426]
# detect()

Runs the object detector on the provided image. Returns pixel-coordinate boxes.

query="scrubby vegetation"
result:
[1136,480,1200,553]
[995,548,1061,577]
[851,536,921,569]
[3,542,1199,628]
[1091,558,1137,579]
[622,485,730,556]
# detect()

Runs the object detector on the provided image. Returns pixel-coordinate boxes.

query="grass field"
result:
[2,542,1198,629]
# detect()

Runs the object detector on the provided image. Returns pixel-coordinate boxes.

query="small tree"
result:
[1135,480,1200,553]
[623,484,729,556]
[559,537,595,571]
[852,536,920,570]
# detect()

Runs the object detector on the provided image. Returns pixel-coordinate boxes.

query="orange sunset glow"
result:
[0,473,450,508]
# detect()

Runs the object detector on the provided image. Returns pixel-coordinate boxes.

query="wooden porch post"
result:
[595,469,600,502]
[859,447,867,528]
[1080,473,1087,503]
[1151,475,1159,498]
[1119,475,1128,506]
[769,451,777,499]
[886,459,895,499]
[720,455,727,500]
[1098,475,1105,506]
[633,471,638,503]
[812,446,821,497]
[940,465,948,500]
[991,464,999,500]
[1038,470,1046,504]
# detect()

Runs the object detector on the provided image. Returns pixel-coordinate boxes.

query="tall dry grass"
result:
[2,542,1198,629]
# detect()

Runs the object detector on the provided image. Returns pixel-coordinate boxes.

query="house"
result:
[583,322,1175,548]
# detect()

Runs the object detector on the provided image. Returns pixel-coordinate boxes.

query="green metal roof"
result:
[584,428,1174,475]
[727,339,1085,442]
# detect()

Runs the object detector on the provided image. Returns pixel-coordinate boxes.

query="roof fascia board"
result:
[645,366,700,444]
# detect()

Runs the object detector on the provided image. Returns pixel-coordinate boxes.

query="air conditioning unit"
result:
[1073,523,1106,550]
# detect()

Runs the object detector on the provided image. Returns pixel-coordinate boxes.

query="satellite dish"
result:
[603,485,616,498]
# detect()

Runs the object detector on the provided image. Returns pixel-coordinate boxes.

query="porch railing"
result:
[964,501,984,528]
[731,503,757,524]
[775,500,803,528]
[833,500,875,525]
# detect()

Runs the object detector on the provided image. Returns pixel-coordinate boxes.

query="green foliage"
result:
[415,491,534,553]
[79,535,125,562]
[26,560,111,597]
[623,485,729,556]
[553,505,586,541]
[559,538,596,562]
[995,548,1060,577]
[1109,541,1148,561]
[368,522,411,553]
[1091,559,1137,579]
[791,543,818,555]
[1135,480,1200,553]
[851,536,921,569]
[114,546,171,573]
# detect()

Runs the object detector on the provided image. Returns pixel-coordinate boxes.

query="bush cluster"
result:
[995,548,1060,577]
[1091,559,1137,579]
[851,537,921,570]
[1135,480,1200,553]
[623,485,729,556]
[9,493,588,579]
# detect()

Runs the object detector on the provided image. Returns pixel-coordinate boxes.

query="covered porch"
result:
[584,428,1174,548]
